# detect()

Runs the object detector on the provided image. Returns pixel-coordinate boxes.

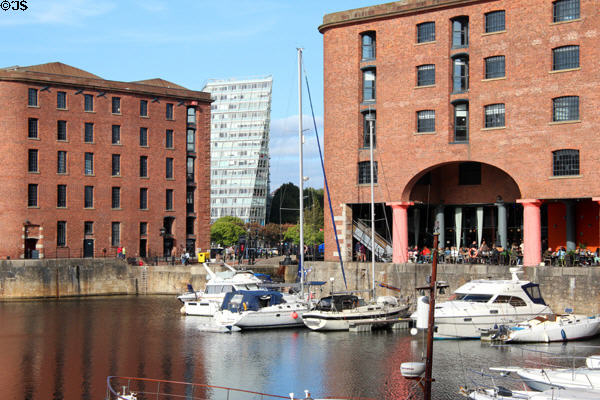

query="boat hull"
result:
[303,306,407,331]
[506,315,600,343]
[433,312,553,339]
[216,302,308,329]
[514,368,600,391]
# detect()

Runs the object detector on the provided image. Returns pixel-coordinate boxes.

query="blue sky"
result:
[2,0,374,190]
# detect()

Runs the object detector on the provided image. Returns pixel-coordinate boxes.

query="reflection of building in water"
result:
[203,77,272,225]
[319,0,600,265]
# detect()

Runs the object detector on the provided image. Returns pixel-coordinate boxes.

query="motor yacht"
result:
[412,268,553,339]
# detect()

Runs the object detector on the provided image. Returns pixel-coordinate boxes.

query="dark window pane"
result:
[358,161,378,184]
[553,46,579,70]
[459,162,481,185]
[84,152,94,175]
[140,188,148,209]
[454,102,469,142]
[485,56,505,79]
[553,149,579,176]
[112,125,120,144]
[140,127,148,146]
[112,97,121,114]
[111,154,120,176]
[361,32,375,60]
[84,221,93,235]
[166,189,173,210]
[417,64,435,86]
[140,156,148,177]
[57,185,66,207]
[140,100,148,117]
[57,91,66,109]
[166,158,173,179]
[84,122,94,143]
[28,149,38,172]
[84,94,93,111]
[417,22,435,43]
[140,222,147,235]
[553,96,579,121]
[417,110,435,133]
[485,104,505,128]
[57,151,67,174]
[362,112,376,148]
[28,118,38,138]
[553,0,579,22]
[57,120,67,141]
[111,222,120,246]
[166,103,174,119]
[485,11,505,33]
[84,186,93,208]
[112,187,120,209]
[28,184,38,207]
[57,221,66,247]
[166,129,173,148]
[28,88,38,106]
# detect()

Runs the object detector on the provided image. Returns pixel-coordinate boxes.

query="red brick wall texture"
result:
[320,0,600,260]
[0,67,211,259]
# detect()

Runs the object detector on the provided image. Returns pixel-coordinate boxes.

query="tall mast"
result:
[423,232,439,400]
[367,112,376,300]
[297,48,305,297]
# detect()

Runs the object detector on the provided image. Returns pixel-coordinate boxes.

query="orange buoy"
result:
[291,311,298,319]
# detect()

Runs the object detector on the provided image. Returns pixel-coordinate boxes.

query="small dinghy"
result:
[503,314,600,343]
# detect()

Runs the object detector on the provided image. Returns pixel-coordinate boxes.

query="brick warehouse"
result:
[0,62,211,260]
[319,0,600,266]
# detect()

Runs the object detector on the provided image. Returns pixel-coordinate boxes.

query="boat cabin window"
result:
[453,293,493,303]
[206,285,233,294]
[522,283,547,305]
[239,284,259,290]
[493,295,527,307]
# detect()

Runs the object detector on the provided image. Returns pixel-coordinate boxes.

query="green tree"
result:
[210,216,246,247]
[268,182,299,224]
[283,224,324,246]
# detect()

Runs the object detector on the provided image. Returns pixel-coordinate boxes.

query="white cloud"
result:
[0,0,115,26]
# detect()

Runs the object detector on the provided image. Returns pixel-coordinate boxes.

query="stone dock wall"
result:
[1,259,598,315]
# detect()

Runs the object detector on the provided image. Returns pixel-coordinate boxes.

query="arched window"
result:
[451,16,469,48]
[552,96,579,121]
[553,0,579,22]
[552,45,579,70]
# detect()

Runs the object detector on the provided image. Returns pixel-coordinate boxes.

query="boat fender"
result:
[291,311,298,319]
[561,329,567,341]
[243,302,247,311]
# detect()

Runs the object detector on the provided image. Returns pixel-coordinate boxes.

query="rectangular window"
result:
[454,102,469,142]
[111,222,120,246]
[84,221,93,235]
[553,46,579,70]
[363,69,376,102]
[57,91,66,109]
[166,158,173,179]
[187,157,195,182]
[84,94,93,112]
[57,120,67,141]
[140,100,148,117]
[417,110,435,133]
[187,129,195,152]
[84,186,93,208]
[187,188,195,213]
[28,118,38,139]
[485,56,505,79]
[166,189,174,210]
[57,221,66,247]
[452,17,469,48]
[84,122,94,143]
[553,0,579,22]
[112,187,120,209]
[417,22,435,43]
[485,11,505,33]
[112,97,121,114]
[553,149,579,176]
[417,64,435,86]
[112,125,120,144]
[57,151,67,174]
[453,56,469,92]
[28,184,38,207]
[553,96,579,121]
[57,184,67,207]
[111,154,121,176]
[140,188,148,210]
[140,156,148,177]
[28,149,38,172]
[361,32,376,60]
[362,112,376,148]
[28,88,38,106]
[459,162,481,185]
[187,107,196,124]
[84,152,94,175]
[485,104,505,128]
[140,127,148,146]
[166,103,174,120]
[140,222,147,235]
[166,129,173,148]
[358,161,378,184]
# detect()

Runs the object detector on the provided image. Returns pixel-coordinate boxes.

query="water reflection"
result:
[1,297,599,400]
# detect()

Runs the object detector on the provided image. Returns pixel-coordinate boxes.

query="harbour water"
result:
[1,296,599,400]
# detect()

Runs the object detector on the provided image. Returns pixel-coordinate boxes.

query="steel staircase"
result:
[352,219,393,262]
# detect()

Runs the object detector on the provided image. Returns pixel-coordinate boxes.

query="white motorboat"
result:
[501,314,600,343]
[490,366,600,391]
[214,290,309,329]
[179,263,265,317]
[302,294,409,331]
[411,268,553,339]
[464,386,600,399]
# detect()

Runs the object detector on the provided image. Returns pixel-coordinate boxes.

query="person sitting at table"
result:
[556,247,566,266]
[543,247,553,265]
[419,246,431,263]
[479,240,490,256]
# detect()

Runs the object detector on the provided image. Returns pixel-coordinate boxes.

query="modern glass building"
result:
[203,76,272,225]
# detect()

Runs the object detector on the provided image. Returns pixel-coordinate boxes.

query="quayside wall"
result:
[0,259,598,315]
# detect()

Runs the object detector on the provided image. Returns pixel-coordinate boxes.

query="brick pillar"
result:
[517,199,542,266]
[387,202,413,264]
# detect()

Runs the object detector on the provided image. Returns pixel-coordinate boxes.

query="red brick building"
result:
[0,62,211,260]
[319,0,600,265]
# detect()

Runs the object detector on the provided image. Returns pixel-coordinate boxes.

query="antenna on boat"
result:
[366,110,376,301]
[297,47,305,299]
